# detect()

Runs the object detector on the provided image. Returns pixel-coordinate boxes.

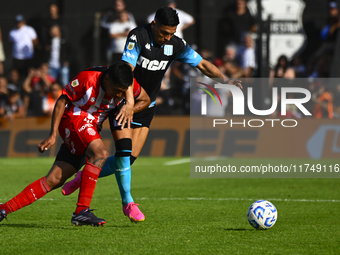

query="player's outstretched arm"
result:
[37,95,70,153]
[196,59,243,89]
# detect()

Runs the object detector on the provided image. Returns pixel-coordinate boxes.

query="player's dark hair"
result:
[154,7,179,27]
[107,61,133,89]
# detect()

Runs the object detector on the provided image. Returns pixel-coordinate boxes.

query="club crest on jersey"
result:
[128,42,135,50]
[71,79,79,87]
[90,97,95,103]
[164,45,173,56]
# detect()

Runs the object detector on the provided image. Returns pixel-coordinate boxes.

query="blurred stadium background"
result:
[0,0,339,158]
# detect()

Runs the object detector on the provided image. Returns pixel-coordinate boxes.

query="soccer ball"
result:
[247,200,277,230]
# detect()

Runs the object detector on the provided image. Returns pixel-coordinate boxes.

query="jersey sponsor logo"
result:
[129,34,137,42]
[137,56,168,71]
[90,97,95,103]
[145,43,151,51]
[87,128,96,136]
[127,42,135,50]
[164,45,173,56]
[71,79,79,87]
[78,123,93,133]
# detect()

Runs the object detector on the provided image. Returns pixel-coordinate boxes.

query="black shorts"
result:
[109,106,155,132]
[55,143,86,171]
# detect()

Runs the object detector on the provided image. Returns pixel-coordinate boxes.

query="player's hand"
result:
[116,103,134,129]
[227,79,243,89]
[37,135,56,153]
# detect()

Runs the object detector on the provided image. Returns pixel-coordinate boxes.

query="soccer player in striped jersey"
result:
[0,62,150,226]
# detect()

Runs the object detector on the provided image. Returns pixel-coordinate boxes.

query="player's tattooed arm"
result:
[38,95,70,153]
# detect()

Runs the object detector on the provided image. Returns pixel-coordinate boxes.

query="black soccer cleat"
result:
[0,209,8,223]
[71,208,106,226]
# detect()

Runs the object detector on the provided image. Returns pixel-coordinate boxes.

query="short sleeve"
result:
[29,27,37,40]
[62,78,86,102]
[121,30,141,67]
[176,44,202,67]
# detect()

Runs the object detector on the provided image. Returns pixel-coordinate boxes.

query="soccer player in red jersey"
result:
[0,62,150,226]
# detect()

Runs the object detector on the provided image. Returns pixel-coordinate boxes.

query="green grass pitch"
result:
[0,157,339,254]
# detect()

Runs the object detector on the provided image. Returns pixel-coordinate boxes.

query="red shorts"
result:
[58,113,101,156]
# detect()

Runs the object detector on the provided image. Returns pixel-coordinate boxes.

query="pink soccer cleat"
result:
[123,202,145,222]
[62,171,82,195]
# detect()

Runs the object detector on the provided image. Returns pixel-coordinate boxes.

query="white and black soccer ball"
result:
[247,200,277,230]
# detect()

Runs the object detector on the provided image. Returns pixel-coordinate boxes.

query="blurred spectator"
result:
[318,2,340,56]
[312,83,334,119]
[101,0,135,64]
[332,83,340,118]
[223,44,243,78]
[22,63,55,116]
[309,55,332,78]
[291,56,307,78]
[101,0,135,29]
[3,86,25,121]
[9,15,38,78]
[0,26,5,75]
[42,82,62,116]
[0,75,8,117]
[269,55,295,87]
[147,0,195,39]
[23,63,55,92]
[237,33,256,77]
[109,10,136,64]
[222,44,238,63]
[216,0,256,56]
[45,24,72,85]
[41,3,67,48]
[7,69,21,90]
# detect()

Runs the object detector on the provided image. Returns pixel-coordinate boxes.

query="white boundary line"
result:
[164,158,191,165]
[1,197,339,203]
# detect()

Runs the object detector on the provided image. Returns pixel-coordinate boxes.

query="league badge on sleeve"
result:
[71,79,79,87]
[164,45,173,56]
[128,42,135,50]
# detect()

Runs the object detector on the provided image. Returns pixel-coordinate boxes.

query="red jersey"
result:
[62,66,140,128]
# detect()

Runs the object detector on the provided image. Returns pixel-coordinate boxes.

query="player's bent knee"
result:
[45,174,64,189]
[88,149,109,168]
